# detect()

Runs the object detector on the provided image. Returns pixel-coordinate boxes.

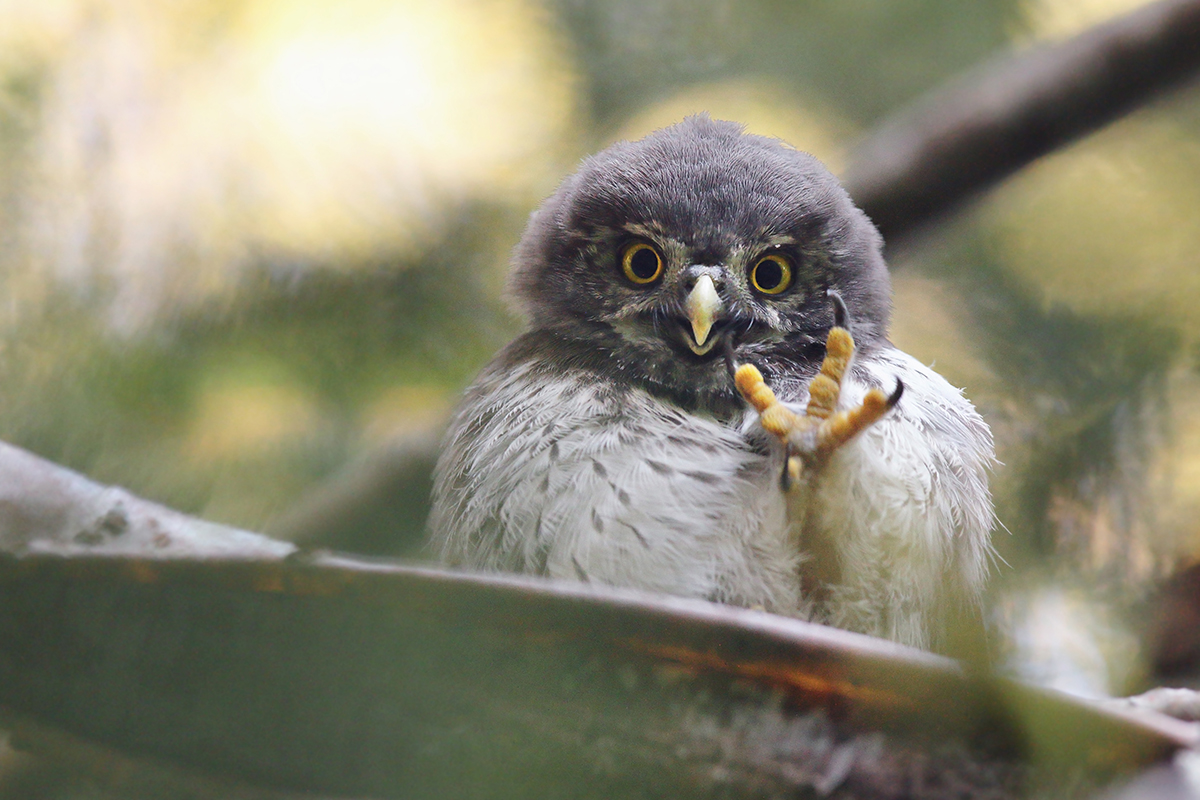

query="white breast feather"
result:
[430,348,995,649]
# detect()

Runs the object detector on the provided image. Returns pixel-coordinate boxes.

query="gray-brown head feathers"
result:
[511,116,891,354]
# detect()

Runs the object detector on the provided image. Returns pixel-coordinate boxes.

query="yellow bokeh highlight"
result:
[360,384,454,442]
[1016,0,1156,41]
[237,0,577,258]
[186,378,322,462]
[612,80,853,175]
[989,117,1200,336]
[3,0,577,323]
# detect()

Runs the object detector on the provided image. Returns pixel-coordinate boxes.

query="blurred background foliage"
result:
[0,0,1197,698]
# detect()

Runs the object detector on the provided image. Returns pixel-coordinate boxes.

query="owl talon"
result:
[827,288,849,330]
[722,337,739,383]
[810,386,893,457]
[780,453,802,491]
[734,314,901,487]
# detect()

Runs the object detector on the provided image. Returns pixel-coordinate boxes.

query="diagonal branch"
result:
[844,0,1200,241]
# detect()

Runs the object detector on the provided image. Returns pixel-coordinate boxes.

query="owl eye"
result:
[621,242,664,285]
[750,254,793,295]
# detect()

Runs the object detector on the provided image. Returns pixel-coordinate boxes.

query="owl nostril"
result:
[683,267,726,292]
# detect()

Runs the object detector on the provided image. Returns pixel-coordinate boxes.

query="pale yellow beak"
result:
[684,275,723,355]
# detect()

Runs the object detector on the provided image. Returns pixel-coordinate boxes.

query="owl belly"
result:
[537,416,799,612]
[430,365,803,613]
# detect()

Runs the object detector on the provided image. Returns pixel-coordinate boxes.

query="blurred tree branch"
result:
[844,0,1200,241]
[0,433,1195,798]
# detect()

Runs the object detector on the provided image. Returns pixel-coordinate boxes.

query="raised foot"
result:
[734,300,902,489]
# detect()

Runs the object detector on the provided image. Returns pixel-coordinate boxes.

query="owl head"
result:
[510,115,891,414]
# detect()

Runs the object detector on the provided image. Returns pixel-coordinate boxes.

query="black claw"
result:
[887,378,905,408]
[826,289,849,330]
[780,451,793,492]
[722,338,739,383]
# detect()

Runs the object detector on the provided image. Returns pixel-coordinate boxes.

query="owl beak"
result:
[684,275,724,355]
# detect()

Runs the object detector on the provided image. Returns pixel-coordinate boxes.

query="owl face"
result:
[511,116,892,414]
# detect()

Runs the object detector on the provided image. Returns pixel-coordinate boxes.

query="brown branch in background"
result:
[844,0,1200,241]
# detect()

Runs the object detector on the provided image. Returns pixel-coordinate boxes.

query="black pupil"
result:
[630,248,659,280]
[756,259,783,290]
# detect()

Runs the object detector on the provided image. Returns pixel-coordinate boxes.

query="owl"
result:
[428,116,994,650]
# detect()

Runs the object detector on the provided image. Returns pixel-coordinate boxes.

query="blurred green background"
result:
[0,0,1197,695]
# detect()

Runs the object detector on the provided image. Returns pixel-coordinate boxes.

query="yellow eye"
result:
[750,254,793,295]
[621,242,664,285]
